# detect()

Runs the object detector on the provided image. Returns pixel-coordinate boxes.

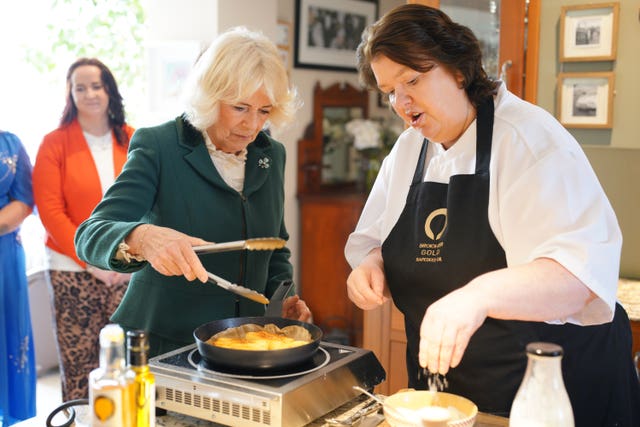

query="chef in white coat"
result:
[344,4,640,424]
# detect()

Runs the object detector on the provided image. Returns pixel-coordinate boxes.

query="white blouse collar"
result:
[202,131,247,193]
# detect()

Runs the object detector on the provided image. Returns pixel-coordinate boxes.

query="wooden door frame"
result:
[407,0,539,102]
[524,0,540,104]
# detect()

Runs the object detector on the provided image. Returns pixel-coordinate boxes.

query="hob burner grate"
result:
[188,346,331,380]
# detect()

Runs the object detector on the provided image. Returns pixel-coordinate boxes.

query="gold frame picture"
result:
[276,20,292,74]
[557,72,615,129]
[276,20,292,48]
[559,2,619,62]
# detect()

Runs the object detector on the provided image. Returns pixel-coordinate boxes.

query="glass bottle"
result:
[89,324,134,426]
[127,330,156,427]
[509,342,574,427]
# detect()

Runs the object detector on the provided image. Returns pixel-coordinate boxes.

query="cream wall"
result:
[537,0,640,278]
[537,0,640,149]
[147,0,278,41]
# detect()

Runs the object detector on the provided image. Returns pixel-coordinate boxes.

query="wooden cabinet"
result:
[363,302,408,395]
[298,193,365,346]
[296,82,371,347]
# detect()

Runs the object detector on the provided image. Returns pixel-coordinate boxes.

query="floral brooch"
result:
[258,157,270,169]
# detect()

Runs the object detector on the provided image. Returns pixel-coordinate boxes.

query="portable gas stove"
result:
[149,341,386,427]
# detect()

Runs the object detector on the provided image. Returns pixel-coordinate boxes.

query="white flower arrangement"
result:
[345,119,382,151]
[346,116,403,157]
[345,116,403,192]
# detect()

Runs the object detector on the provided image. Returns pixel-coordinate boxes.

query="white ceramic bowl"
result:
[383,390,478,427]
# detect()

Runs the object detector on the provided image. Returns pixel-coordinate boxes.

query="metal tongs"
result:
[197,237,287,305]
[194,237,285,255]
[206,271,270,305]
[205,275,294,313]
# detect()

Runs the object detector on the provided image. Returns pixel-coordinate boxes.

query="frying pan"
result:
[193,316,323,370]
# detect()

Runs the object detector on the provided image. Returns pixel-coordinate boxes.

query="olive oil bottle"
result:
[126,330,156,427]
[89,324,135,426]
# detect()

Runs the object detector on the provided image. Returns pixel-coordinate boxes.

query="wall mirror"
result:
[297,81,369,195]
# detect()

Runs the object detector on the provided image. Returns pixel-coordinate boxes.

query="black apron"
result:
[381,97,640,425]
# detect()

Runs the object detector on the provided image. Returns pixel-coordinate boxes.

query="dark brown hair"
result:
[60,57,129,146]
[356,4,498,108]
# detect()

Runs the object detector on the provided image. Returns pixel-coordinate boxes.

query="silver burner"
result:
[149,341,386,427]
[189,347,331,380]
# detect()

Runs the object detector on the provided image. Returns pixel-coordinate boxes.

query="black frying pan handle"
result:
[265,280,294,317]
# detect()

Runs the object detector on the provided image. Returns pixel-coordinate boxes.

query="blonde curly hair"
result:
[182,26,301,131]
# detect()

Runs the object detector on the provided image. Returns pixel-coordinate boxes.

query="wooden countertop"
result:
[618,278,640,321]
[475,413,510,426]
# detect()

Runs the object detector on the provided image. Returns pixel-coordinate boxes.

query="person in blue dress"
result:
[0,130,36,425]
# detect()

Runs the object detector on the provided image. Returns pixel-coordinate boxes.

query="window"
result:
[0,0,147,272]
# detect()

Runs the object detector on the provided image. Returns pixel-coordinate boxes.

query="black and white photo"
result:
[575,18,602,46]
[572,83,598,117]
[294,0,377,72]
[557,72,614,128]
[560,2,619,62]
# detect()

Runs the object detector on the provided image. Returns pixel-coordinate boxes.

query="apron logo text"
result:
[416,241,444,262]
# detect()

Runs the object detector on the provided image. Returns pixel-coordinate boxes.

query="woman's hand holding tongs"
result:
[125,224,211,282]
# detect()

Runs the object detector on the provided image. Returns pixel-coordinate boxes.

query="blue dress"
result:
[0,131,36,425]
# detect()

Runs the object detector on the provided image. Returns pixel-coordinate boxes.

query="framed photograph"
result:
[294,0,377,72]
[559,2,619,62]
[276,20,292,74]
[276,20,291,48]
[557,72,614,128]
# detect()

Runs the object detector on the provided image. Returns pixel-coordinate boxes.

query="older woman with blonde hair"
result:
[75,26,310,357]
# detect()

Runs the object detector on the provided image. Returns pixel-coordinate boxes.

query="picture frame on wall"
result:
[559,2,619,62]
[276,20,292,48]
[557,72,614,129]
[276,20,292,74]
[294,0,377,72]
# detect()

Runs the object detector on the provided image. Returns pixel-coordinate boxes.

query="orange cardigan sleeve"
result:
[33,121,132,268]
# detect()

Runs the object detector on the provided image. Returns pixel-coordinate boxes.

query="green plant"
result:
[23,0,147,120]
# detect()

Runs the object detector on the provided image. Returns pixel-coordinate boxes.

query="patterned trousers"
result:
[46,270,127,401]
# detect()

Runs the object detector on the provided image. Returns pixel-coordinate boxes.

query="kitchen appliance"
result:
[194,316,323,370]
[149,341,386,426]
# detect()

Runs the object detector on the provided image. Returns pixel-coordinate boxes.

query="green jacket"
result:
[75,116,292,345]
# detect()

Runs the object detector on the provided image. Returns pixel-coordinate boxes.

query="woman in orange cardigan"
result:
[33,58,134,401]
